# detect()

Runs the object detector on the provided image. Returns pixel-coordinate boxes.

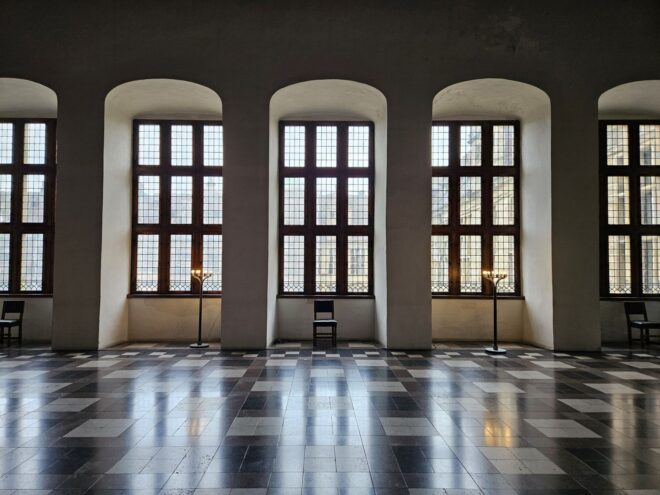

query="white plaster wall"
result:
[432,299,524,342]
[102,79,222,348]
[268,81,387,344]
[0,298,52,343]
[0,79,57,345]
[277,298,374,341]
[128,298,221,342]
[432,79,552,348]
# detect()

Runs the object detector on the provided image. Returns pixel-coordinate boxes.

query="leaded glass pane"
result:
[348,177,369,226]
[171,125,193,166]
[203,176,223,225]
[432,125,449,167]
[203,234,222,291]
[169,234,191,291]
[284,126,305,167]
[640,125,660,166]
[347,236,369,293]
[493,176,515,226]
[283,177,305,225]
[607,176,630,225]
[493,125,515,166]
[608,235,631,295]
[348,126,369,168]
[607,124,629,166]
[316,126,337,168]
[137,176,160,224]
[316,177,337,225]
[460,125,481,166]
[203,125,223,166]
[0,123,13,164]
[283,235,304,292]
[136,234,159,292]
[493,235,515,293]
[460,176,481,225]
[20,233,43,291]
[315,235,336,292]
[460,235,482,293]
[22,174,45,223]
[432,177,449,225]
[138,124,160,166]
[171,176,192,224]
[431,235,449,293]
[640,176,660,225]
[24,123,46,164]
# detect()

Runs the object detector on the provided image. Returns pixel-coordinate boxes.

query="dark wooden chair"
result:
[624,302,660,346]
[0,301,24,346]
[313,300,337,347]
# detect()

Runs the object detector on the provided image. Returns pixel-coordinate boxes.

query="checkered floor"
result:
[1,341,660,494]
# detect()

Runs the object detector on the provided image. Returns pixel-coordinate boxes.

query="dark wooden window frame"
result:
[278,121,375,297]
[432,120,521,298]
[131,119,223,296]
[599,119,660,299]
[0,118,56,296]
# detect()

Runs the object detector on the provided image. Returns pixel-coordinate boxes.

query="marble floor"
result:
[1,342,660,494]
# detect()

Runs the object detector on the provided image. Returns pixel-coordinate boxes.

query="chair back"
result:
[314,299,334,319]
[624,301,648,323]
[2,300,25,321]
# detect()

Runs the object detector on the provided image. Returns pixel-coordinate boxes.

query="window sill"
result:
[127,294,222,299]
[432,295,525,300]
[0,293,53,298]
[601,296,660,302]
[277,294,375,299]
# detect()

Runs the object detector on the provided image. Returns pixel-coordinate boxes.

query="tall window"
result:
[279,122,374,295]
[132,120,223,294]
[431,121,520,296]
[600,121,660,297]
[0,119,56,294]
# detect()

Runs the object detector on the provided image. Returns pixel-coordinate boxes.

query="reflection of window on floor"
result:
[601,121,660,296]
[0,119,56,293]
[432,121,520,296]
[280,122,374,295]
[132,120,223,294]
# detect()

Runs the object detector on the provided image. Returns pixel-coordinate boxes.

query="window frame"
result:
[0,118,56,296]
[278,120,375,297]
[130,119,223,296]
[432,120,521,298]
[599,119,660,299]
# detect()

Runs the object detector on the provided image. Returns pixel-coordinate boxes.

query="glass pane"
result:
[460,235,482,293]
[460,176,481,225]
[137,176,160,224]
[642,235,660,294]
[608,235,631,295]
[284,126,305,167]
[20,233,43,291]
[493,176,515,226]
[316,177,337,225]
[606,124,629,166]
[138,124,160,166]
[203,125,223,166]
[348,177,369,226]
[347,235,369,293]
[316,126,337,168]
[203,234,222,291]
[607,176,630,225]
[283,177,305,225]
[640,124,660,166]
[493,125,515,166]
[493,235,515,293]
[431,177,449,225]
[22,174,45,223]
[203,176,223,225]
[348,126,369,168]
[171,125,193,166]
[0,234,9,291]
[283,235,304,293]
[24,123,46,164]
[432,125,449,167]
[460,125,481,167]
[640,176,660,225]
[431,235,449,293]
[171,176,192,224]
[169,234,191,291]
[0,123,13,164]
[315,235,336,292]
[136,234,159,292]
[0,174,11,223]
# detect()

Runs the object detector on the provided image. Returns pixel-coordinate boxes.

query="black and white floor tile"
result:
[0,342,659,494]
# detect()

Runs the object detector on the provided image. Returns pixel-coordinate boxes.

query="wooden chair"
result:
[313,300,337,347]
[0,301,24,346]
[624,302,660,346]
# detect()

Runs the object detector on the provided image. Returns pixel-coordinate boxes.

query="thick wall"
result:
[432,299,523,342]
[277,298,374,342]
[128,298,221,342]
[2,0,659,350]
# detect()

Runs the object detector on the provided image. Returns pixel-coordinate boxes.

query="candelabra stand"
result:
[190,269,213,349]
[483,271,508,355]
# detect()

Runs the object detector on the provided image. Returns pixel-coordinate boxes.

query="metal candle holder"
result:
[483,271,507,355]
[190,269,213,349]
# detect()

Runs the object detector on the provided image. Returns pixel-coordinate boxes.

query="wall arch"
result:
[0,78,57,343]
[101,79,222,347]
[599,80,660,343]
[432,78,553,348]
[268,80,388,345]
